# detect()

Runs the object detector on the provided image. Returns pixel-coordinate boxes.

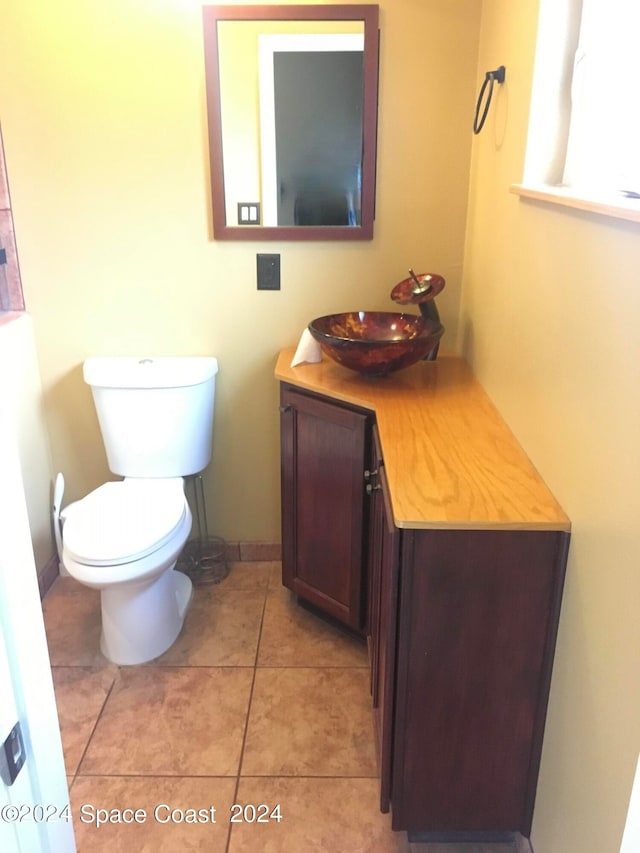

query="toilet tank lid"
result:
[84,357,218,389]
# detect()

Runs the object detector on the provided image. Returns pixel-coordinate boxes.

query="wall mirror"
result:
[202,5,380,241]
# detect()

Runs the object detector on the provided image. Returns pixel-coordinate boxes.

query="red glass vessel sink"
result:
[308,311,444,376]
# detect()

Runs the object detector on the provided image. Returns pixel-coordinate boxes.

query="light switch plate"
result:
[257,254,280,291]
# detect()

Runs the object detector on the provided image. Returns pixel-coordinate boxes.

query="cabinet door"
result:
[391,528,569,835]
[369,439,399,814]
[280,385,370,631]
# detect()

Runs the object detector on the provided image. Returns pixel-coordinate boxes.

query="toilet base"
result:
[100,566,193,665]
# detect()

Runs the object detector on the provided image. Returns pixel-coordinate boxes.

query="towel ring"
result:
[473,65,506,135]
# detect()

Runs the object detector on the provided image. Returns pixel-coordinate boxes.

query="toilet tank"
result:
[83,357,218,477]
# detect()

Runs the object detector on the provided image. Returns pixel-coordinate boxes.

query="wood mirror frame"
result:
[202,4,380,241]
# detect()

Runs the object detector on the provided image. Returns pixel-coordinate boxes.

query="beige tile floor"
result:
[43,561,521,853]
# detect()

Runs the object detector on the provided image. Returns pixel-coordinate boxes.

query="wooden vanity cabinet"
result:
[367,426,400,813]
[279,383,371,632]
[364,425,569,833]
[275,354,570,841]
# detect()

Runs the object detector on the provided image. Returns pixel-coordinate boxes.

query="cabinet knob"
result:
[364,468,378,481]
[279,405,292,413]
[366,483,381,495]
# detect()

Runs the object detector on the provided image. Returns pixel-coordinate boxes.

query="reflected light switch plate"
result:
[237,202,261,225]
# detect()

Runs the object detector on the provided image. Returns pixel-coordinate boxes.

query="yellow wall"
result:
[463,1,640,850]
[0,0,481,546]
[218,19,264,222]
[0,314,55,571]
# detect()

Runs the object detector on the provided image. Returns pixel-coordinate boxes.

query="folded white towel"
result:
[291,328,322,366]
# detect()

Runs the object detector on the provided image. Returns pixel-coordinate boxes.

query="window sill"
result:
[510,184,640,224]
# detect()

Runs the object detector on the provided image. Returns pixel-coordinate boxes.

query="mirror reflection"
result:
[202,6,380,241]
[218,23,364,227]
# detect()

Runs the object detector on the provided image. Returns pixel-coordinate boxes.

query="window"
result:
[563,0,640,195]
[514,0,640,222]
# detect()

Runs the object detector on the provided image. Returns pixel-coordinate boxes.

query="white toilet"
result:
[58,356,218,665]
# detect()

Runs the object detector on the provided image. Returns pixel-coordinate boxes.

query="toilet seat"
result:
[62,479,187,566]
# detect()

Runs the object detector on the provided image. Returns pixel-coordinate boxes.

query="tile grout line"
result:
[224,574,271,853]
[70,668,120,784]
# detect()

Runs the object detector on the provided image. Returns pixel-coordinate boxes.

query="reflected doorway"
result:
[259,34,364,226]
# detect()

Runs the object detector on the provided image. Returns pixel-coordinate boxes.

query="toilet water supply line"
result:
[473,65,506,134]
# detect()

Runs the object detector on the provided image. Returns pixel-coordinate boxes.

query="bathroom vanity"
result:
[275,349,570,841]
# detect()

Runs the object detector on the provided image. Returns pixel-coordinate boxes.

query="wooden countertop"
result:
[275,349,570,532]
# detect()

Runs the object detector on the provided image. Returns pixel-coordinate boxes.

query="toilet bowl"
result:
[61,478,193,665]
[58,355,218,665]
